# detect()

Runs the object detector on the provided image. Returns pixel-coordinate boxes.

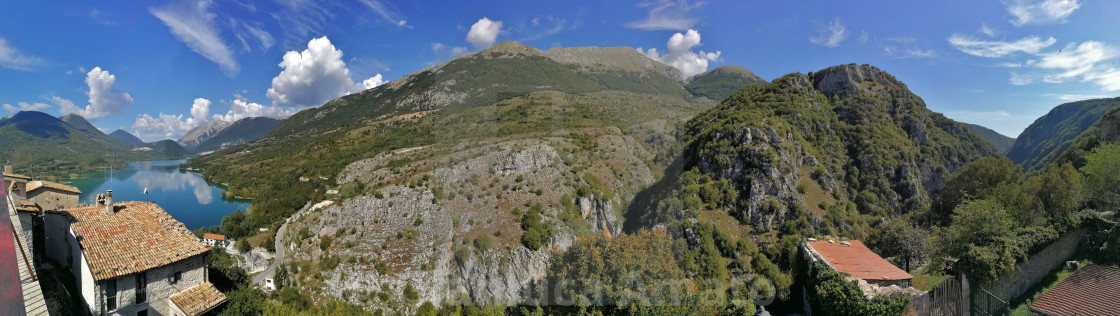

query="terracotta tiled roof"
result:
[807,240,913,281]
[3,173,30,180]
[15,200,38,213]
[170,282,227,316]
[51,202,209,281]
[202,233,225,241]
[26,180,81,194]
[1031,265,1120,316]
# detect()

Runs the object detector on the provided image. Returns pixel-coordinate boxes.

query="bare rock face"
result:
[285,132,655,313]
[812,64,905,96]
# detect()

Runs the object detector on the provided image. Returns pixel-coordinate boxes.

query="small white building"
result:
[44,191,226,316]
[202,233,228,248]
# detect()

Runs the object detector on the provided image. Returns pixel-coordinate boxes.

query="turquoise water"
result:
[64,160,251,230]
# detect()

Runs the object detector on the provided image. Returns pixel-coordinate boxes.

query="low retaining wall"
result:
[988,227,1088,302]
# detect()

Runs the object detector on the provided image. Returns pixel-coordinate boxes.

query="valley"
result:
[7,3,1120,315]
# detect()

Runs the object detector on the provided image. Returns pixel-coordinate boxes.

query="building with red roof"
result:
[1030,264,1120,316]
[804,239,913,287]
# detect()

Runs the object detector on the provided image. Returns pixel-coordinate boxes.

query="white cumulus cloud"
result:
[467,17,503,50]
[947,34,1056,58]
[131,98,212,141]
[265,36,384,108]
[150,0,238,75]
[58,67,134,119]
[2,102,51,113]
[214,97,296,122]
[1036,41,1118,83]
[1004,0,1080,26]
[638,29,721,79]
[810,18,848,48]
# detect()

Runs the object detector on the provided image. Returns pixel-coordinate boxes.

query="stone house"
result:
[43,191,226,316]
[26,180,81,211]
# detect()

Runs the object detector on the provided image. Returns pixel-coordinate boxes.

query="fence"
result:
[912,276,966,316]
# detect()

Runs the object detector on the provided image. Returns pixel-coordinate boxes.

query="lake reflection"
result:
[65,160,251,230]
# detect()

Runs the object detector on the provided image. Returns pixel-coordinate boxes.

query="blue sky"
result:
[1,0,1118,141]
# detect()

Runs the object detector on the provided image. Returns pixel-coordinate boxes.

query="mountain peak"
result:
[810,63,906,96]
[544,46,682,79]
[481,41,544,57]
[109,129,144,146]
[697,65,764,81]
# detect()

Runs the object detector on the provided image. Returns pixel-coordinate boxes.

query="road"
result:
[253,216,290,289]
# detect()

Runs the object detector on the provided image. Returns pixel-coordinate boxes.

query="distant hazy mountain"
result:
[963,123,1016,154]
[191,117,285,153]
[685,65,768,101]
[142,139,191,159]
[179,120,233,150]
[1005,97,1120,170]
[109,129,144,146]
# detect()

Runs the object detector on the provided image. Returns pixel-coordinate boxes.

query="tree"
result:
[929,157,1022,226]
[876,217,928,272]
[930,199,1025,285]
[236,238,251,253]
[1081,143,1120,212]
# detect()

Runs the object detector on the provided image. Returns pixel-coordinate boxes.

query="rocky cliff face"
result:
[647,64,996,235]
[283,131,654,312]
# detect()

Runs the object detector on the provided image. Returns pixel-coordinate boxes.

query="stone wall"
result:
[101,253,209,316]
[28,189,78,211]
[988,228,1088,302]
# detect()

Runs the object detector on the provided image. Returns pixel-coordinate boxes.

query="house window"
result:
[170,271,182,283]
[136,272,147,303]
[105,279,117,310]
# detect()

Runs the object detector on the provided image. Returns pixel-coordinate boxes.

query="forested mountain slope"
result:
[963,123,1015,154]
[1005,97,1120,170]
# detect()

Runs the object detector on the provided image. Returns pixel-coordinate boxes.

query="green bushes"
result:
[473,235,493,252]
[520,203,553,250]
[806,266,911,316]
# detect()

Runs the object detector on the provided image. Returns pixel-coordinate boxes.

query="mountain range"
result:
[178,117,285,153]
[0,111,187,178]
[187,41,1003,312]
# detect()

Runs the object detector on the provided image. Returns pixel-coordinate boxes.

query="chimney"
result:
[3,162,11,175]
[105,190,114,213]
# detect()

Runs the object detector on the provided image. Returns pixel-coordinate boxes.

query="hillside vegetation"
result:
[625,64,997,306]
[963,122,1015,154]
[0,111,184,178]
[1004,97,1120,170]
